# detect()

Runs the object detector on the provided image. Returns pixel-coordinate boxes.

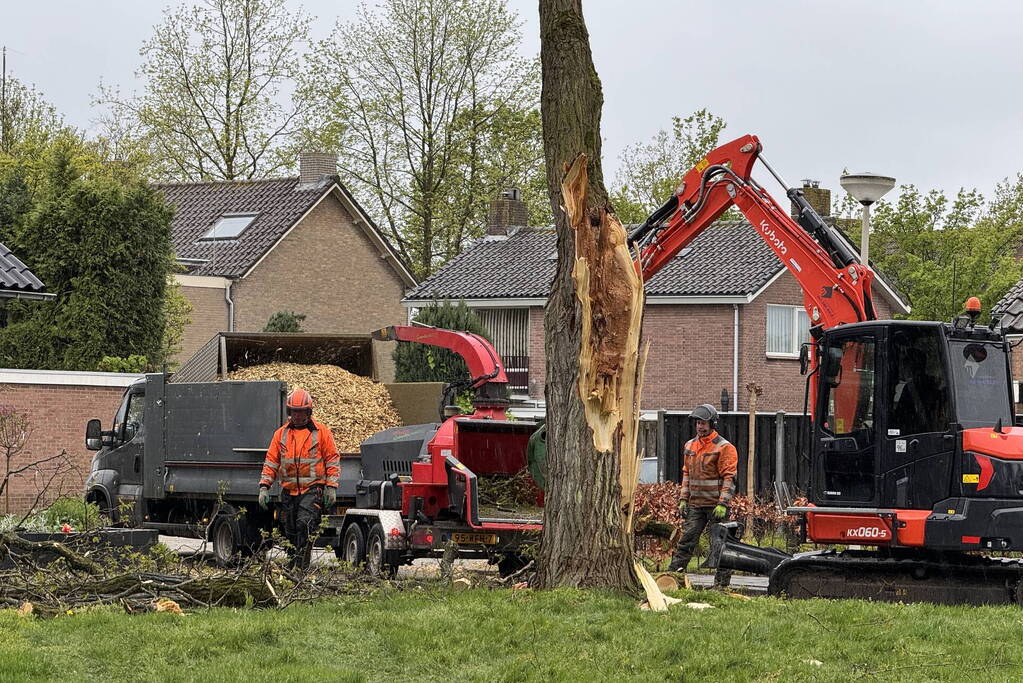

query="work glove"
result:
[258,486,270,510]
[323,486,337,508]
[713,504,727,520]
[678,499,690,518]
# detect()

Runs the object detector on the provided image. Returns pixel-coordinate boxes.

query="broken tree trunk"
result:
[536,0,645,591]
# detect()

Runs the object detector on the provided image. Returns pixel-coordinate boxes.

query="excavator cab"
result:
[812,320,1013,511]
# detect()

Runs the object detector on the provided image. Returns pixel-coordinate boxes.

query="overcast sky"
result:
[5,1,1023,204]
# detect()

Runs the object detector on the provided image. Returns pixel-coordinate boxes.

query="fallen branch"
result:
[0,531,103,574]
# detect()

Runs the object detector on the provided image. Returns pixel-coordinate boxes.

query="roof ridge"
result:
[154,176,301,188]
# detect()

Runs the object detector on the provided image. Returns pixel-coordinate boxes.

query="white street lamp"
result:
[840,172,896,265]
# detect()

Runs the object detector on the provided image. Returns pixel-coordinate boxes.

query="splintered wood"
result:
[229,363,401,452]
[562,153,646,505]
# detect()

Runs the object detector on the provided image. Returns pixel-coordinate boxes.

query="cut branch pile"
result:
[632,483,809,546]
[0,531,383,617]
[477,469,541,510]
[229,363,402,452]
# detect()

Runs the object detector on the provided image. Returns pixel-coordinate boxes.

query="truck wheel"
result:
[89,492,119,527]
[366,523,398,578]
[212,516,241,567]
[338,523,367,566]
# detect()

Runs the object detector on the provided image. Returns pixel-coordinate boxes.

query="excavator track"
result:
[769,550,1023,606]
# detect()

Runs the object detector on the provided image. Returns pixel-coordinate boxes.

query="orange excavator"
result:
[630,134,1022,605]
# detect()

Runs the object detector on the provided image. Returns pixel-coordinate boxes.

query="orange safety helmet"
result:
[286,388,314,413]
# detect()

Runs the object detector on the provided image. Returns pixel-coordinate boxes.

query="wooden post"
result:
[745,382,763,497]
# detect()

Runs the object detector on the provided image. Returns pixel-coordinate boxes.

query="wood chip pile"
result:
[229,363,401,452]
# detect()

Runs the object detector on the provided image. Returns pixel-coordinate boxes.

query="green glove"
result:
[258,487,270,510]
[713,504,727,520]
[323,486,337,508]
[678,499,689,517]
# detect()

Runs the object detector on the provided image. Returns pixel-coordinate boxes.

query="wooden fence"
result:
[653,410,811,497]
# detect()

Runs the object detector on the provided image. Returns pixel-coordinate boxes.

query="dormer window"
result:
[201,213,258,240]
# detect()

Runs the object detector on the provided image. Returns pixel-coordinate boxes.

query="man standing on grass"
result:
[667,403,738,588]
[258,388,340,570]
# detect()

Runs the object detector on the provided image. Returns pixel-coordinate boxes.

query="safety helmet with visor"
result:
[286,388,314,417]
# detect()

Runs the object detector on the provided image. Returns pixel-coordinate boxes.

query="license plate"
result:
[451,532,499,545]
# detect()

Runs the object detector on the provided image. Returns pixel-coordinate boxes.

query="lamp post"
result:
[839,172,896,265]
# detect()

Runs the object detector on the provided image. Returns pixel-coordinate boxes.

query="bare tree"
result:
[97,0,311,181]
[302,0,541,277]
[0,405,77,516]
[535,0,645,590]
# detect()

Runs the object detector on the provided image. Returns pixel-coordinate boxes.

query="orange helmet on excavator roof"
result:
[286,388,314,413]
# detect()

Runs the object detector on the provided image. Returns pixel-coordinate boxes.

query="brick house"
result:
[158,153,417,379]
[404,186,910,412]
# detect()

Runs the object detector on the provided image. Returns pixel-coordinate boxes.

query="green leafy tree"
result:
[394,301,490,384]
[97,0,312,181]
[0,135,174,369]
[843,181,1023,323]
[96,355,149,373]
[263,310,306,333]
[0,74,64,156]
[301,0,542,277]
[611,109,727,224]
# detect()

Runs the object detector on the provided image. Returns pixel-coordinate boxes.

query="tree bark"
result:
[536,0,643,591]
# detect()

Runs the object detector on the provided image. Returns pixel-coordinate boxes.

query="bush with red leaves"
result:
[633,482,808,548]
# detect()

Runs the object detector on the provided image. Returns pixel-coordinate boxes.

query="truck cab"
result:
[85,378,147,524]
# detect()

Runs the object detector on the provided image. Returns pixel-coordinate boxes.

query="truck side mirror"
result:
[85,419,103,451]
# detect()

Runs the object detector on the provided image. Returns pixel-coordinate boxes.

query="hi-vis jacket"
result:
[259,419,340,495]
[680,430,738,507]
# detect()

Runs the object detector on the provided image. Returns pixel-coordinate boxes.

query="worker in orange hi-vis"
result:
[258,388,340,570]
[667,403,739,588]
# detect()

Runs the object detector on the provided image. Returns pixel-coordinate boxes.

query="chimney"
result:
[298,151,339,188]
[487,187,528,238]
[790,179,832,219]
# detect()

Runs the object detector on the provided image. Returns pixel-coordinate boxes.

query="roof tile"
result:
[404,220,780,300]
[157,177,324,277]
[0,242,46,293]
[994,277,1023,333]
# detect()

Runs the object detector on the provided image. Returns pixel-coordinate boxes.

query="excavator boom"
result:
[629,134,874,330]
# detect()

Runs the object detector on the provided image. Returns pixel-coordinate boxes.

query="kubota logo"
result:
[759,220,788,255]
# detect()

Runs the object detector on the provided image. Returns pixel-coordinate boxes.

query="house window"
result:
[766,304,810,357]
[200,214,258,240]
[474,308,529,395]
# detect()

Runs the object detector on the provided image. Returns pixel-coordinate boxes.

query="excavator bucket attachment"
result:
[704,521,790,575]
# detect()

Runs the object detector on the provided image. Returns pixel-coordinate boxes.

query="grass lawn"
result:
[2,586,1022,682]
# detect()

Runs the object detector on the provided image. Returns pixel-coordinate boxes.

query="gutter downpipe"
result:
[733,304,739,410]
[225,279,235,332]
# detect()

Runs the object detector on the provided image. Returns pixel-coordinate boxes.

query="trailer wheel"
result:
[338,523,367,566]
[497,553,529,578]
[212,516,241,567]
[366,523,398,578]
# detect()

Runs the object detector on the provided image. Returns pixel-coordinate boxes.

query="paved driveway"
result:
[159,535,769,592]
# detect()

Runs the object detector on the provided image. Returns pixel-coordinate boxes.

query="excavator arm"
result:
[629,134,875,330]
